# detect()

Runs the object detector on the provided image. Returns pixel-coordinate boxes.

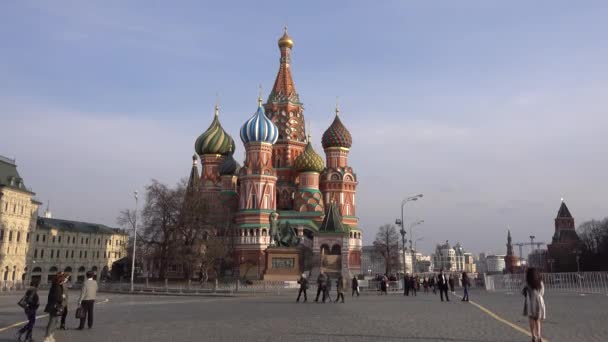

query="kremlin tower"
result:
[188,29,363,280]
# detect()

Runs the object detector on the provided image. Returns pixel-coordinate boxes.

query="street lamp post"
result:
[395,194,423,275]
[409,220,424,275]
[130,191,139,293]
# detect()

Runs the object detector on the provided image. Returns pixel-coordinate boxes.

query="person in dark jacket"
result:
[410,276,418,296]
[437,270,450,302]
[17,279,40,342]
[296,273,308,302]
[335,275,345,303]
[44,272,67,341]
[351,276,359,297]
[314,272,327,303]
[380,275,388,295]
[449,275,455,294]
[403,274,410,296]
[461,272,470,302]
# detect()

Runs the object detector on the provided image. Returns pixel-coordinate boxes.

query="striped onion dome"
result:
[294,140,325,173]
[240,97,279,145]
[321,107,352,149]
[219,154,241,176]
[194,105,235,156]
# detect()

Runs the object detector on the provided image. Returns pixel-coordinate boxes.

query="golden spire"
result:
[278,26,294,49]
[258,84,263,106]
[214,92,219,116]
[335,96,340,116]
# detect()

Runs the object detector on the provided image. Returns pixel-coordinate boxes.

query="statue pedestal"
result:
[263,247,302,281]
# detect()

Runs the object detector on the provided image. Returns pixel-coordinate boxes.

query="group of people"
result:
[296,272,360,303]
[16,271,98,342]
[399,270,471,302]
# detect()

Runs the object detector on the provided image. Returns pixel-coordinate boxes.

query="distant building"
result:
[0,156,41,283]
[476,253,488,274]
[547,200,582,272]
[416,255,433,273]
[486,254,506,273]
[432,241,475,272]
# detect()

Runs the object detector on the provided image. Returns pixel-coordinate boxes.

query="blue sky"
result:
[1,1,607,255]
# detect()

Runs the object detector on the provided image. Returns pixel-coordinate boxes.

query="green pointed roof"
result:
[320,202,347,233]
[294,140,325,173]
[194,105,235,156]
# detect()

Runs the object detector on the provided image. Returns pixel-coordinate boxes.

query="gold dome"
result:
[278,27,294,49]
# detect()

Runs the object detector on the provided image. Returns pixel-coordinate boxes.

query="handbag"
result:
[75,306,86,319]
[17,295,29,309]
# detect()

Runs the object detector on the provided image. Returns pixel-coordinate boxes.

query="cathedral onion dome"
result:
[194,105,235,156]
[321,107,352,149]
[219,154,241,176]
[240,97,279,145]
[278,27,294,49]
[294,140,325,173]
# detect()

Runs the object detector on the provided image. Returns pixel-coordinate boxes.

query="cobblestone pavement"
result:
[0,289,606,342]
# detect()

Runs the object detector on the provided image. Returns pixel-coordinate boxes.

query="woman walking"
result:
[523,267,546,342]
[44,272,67,342]
[335,275,345,303]
[16,279,40,342]
[461,272,470,302]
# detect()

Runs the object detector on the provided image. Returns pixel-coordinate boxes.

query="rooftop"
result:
[37,216,128,236]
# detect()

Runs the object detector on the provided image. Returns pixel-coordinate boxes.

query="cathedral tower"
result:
[235,97,280,278]
[264,28,307,210]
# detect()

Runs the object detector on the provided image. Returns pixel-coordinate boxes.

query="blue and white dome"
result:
[240,98,279,145]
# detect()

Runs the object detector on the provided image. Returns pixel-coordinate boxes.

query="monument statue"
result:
[269,213,300,247]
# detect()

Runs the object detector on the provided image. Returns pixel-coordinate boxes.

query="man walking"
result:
[410,276,417,297]
[60,276,70,330]
[78,271,98,330]
[296,273,308,303]
[314,272,327,303]
[403,274,410,296]
[437,270,450,302]
[351,276,359,297]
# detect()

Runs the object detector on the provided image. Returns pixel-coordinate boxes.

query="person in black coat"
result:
[351,276,359,297]
[17,279,40,342]
[403,274,410,296]
[44,272,67,341]
[296,273,308,302]
[437,270,450,302]
[314,272,327,303]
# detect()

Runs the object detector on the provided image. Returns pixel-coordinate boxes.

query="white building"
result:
[432,241,475,272]
[486,254,506,273]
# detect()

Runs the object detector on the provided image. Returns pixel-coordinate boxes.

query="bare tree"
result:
[373,224,400,275]
[577,218,608,271]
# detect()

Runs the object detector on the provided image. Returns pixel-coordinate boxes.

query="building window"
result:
[41,250,44,258]
[57,250,60,258]
[79,251,82,258]
[81,238,84,244]
[97,238,100,245]
[84,251,87,259]
[51,250,54,258]
[9,231,13,242]
[36,234,39,242]
[97,251,99,258]
[16,232,20,242]
[0,229,3,241]
[52,236,55,243]
[71,250,74,258]
[26,233,30,242]
[86,238,89,244]
[65,250,69,258]
[42,235,46,242]
[34,249,38,258]
[104,251,106,258]
[72,237,75,244]
[58,236,62,243]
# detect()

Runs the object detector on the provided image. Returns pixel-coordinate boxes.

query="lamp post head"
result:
[395,219,402,226]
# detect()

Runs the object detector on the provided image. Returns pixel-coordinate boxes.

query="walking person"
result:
[77,271,98,330]
[461,272,470,302]
[44,272,67,342]
[448,274,455,294]
[351,276,359,297]
[403,274,410,296]
[335,275,345,303]
[324,275,333,302]
[314,272,327,303]
[437,270,450,302]
[380,275,388,295]
[296,273,308,303]
[410,276,417,296]
[429,276,436,294]
[16,279,40,342]
[59,276,70,330]
[423,278,429,294]
[523,268,546,342]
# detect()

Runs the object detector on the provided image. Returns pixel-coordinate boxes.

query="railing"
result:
[484,272,608,294]
[98,279,303,295]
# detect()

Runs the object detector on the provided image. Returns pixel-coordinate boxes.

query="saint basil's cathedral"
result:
[188,29,362,280]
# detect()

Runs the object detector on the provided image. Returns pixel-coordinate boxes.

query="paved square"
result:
[1,289,607,341]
